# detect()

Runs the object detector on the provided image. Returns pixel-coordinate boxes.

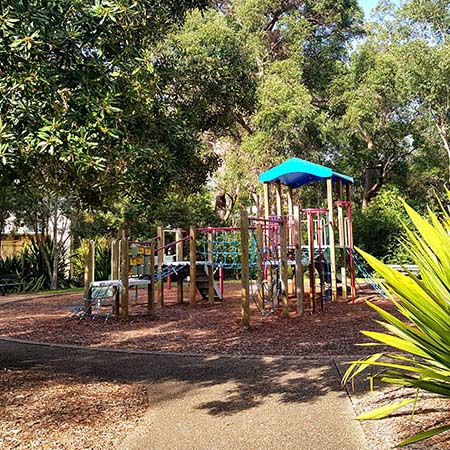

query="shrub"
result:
[353,185,412,264]
[344,198,450,447]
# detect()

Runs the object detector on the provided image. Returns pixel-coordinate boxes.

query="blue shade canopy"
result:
[259,158,353,188]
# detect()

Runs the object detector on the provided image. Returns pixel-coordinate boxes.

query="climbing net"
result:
[196,227,258,270]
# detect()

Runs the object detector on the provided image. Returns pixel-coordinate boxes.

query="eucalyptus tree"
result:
[158,0,364,218]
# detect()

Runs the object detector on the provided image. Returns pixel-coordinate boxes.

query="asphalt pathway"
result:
[0,339,368,450]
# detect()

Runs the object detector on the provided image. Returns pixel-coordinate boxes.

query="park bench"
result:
[0,274,23,296]
[386,264,420,276]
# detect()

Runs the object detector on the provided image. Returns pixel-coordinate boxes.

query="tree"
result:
[0,0,215,287]
[158,0,363,219]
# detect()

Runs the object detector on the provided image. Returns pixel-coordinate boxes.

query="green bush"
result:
[71,238,111,284]
[344,198,450,447]
[353,185,412,264]
[0,237,74,291]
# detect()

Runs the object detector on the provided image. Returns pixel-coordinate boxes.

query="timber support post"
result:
[157,226,164,307]
[256,223,264,311]
[148,239,155,312]
[83,240,95,314]
[294,206,304,314]
[111,239,120,316]
[280,215,289,318]
[189,227,197,305]
[240,210,250,327]
[207,228,214,302]
[326,178,338,302]
[120,231,129,319]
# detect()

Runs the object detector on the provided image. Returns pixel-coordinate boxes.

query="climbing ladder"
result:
[195,264,222,301]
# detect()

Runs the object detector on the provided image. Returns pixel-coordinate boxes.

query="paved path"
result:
[0,339,368,450]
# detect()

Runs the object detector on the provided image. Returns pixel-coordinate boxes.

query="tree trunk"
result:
[435,121,450,179]
[362,166,382,209]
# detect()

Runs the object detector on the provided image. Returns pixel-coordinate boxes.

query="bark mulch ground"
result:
[0,282,388,357]
[350,383,450,450]
[1,283,450,449]
[0,368,148,449]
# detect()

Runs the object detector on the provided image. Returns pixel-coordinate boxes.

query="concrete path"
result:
[0,339,368,450]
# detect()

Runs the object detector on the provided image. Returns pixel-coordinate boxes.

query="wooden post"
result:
[294,206,304,314]
[240,210,250,327]
[280,216,289,318]
[287,186,294,245]
[189,227,197,305]
[157,226,164,307]
[275,182,282,217]
[177,272,184,304]
[337,180,348,301]
[120,232,129,319]
[326,178,338,302]
[346,184,356,301]
[148,239,155,312]
[111,239,120,316]
[176,228,183,262]
[263,183,270,246]
[256,223,264,311]
[207,228,214,302]
[111,239,119,280]
[83,240,95,313]
[308,211,315,311]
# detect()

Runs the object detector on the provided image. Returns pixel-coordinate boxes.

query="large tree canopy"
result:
[0,0,215,211]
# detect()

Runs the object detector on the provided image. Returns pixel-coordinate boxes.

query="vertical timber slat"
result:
[240,210,250,327]
[189,227,197,305]
[280,215,289,318]
[207,228,214,302]
[120,232,129,319]
[157,226,164,307]
[256,223,264,311]
[326,179,337,302]
[294,206,304,314]
[148,239,155,312]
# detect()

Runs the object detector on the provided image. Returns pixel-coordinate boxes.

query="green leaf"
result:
[396,424,450,447]
[356,399,415,420]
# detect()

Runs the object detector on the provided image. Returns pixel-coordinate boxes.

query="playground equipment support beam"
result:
[83,240,95,314]
[176,228,184,304]
[240,210,250,327]
[326,179,338,302]
[148,239,155,312]
[207,228,214,302]
[275,182,282,217]
[111,239,120,316]
[157,226,164,307]
[280,215,289,318]
[294,206,304,314]
[120,232,129,319]
[256,224,264,311]
[337,181,348,301]
[189,227,197,305]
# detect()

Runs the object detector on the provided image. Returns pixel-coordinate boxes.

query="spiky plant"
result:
[344,199,450,447]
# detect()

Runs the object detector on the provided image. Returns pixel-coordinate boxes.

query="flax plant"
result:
[344,197,450,447]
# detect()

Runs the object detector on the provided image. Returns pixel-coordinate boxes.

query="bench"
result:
[0,274,23,296]
[387,264,420,276]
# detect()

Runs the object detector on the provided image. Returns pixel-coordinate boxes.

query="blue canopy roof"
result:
[259,158,353,188]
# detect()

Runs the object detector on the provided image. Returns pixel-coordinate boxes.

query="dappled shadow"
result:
[0,339,342,418]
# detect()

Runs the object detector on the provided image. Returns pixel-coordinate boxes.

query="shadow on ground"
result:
[0,340,343,417]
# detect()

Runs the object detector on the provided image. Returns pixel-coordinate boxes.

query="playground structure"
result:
[76,158,356,326]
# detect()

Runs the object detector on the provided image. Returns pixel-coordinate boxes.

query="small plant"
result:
[344,198,450,447]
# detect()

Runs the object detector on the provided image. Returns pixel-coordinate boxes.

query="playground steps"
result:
[195,265,222,301]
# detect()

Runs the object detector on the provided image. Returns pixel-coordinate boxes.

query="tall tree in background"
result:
[158,0,364,218]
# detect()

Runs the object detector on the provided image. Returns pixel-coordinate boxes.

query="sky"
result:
[359,0,379,18]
